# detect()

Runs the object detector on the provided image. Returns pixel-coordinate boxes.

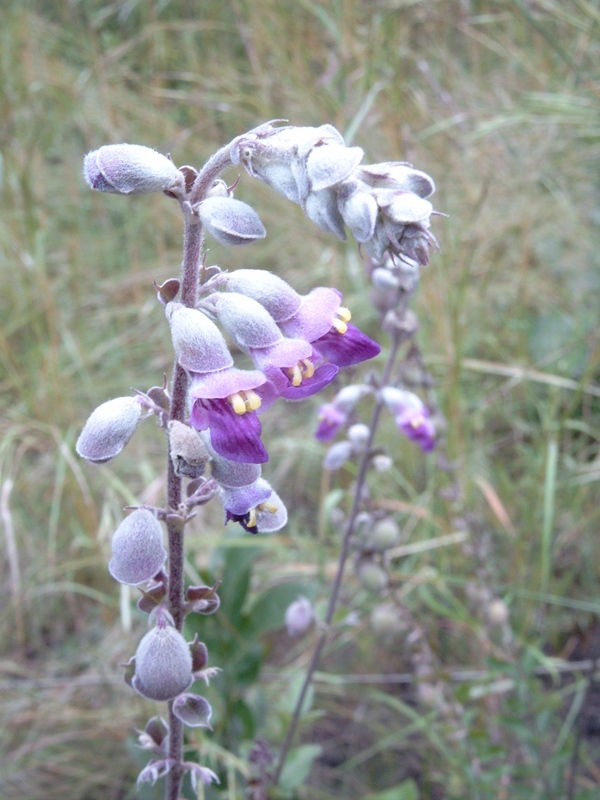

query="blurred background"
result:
[1,1,600,798]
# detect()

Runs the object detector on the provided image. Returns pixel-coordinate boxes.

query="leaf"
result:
[279,744,322,792]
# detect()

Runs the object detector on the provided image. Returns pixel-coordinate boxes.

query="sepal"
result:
[136,716,169,756]
[186,582,221,614]
[172,693,213,729]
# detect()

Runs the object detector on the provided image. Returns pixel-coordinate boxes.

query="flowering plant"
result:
[76,121,439,797]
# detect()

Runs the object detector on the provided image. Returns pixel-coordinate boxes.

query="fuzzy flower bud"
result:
[133,616,193,701]
[196,196,266,245]
[108,509,167,586]
[76,396,142,464]
[284,596,314,636]
[83,144,183,195]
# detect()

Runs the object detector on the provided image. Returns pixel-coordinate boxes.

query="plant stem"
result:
[164,145,233,800]
[271,325,404,786]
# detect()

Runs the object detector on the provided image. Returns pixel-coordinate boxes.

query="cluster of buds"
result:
[231,121,440,294]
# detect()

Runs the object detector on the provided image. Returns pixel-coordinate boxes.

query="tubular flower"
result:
[381,387,436,452]
[201,433,288,533]
[221,270,381,369]
[315,384,373,441]
[202,292,338,399]
[166,302,274,463]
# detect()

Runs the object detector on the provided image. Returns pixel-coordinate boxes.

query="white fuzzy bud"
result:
[108,509,166,586]
[76,396,142,464]
[83,144,183,195]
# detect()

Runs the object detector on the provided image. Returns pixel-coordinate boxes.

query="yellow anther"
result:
[301,359,315,379]
[228,393,247,415]
[246,508,257,528]
[337,306,352,322]
[244,390,262,412]
[332,318,348,335]
[411,416,424,429]
[262,501,279,514]
[287,363,303,387]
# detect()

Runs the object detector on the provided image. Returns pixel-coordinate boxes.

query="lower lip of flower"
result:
[245,499,279,529]
[286,359,315,386]
[227,389,262,414]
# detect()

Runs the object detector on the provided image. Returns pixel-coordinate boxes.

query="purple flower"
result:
[222,270,381,369]
[381,387,436,452]
[201,433,288,532]
[166,302,275,463]
[315,384,373,441]
[202,292,338,400]
[190,370,276,464]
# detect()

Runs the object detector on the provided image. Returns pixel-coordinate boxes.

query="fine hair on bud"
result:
[76,396,142,464]
[83,144,183,195]
[108,509,167,586]
[133,620,193,701]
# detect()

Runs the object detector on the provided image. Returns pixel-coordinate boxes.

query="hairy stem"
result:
[271,325,404,785]
[164,146,233,800]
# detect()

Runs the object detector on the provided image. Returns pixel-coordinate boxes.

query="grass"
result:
[1,0,600,798]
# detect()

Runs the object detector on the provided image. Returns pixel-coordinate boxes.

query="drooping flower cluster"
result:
[231,121,439,274]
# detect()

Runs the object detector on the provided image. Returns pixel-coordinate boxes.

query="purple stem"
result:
[271,328,403,786]
[164,145,233,800]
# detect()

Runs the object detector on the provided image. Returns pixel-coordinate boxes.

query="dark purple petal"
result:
[280,363,338,400]
[315,403,347,441]
[313,323,381,367]
[396,408,436,452]
[202,399,268,463]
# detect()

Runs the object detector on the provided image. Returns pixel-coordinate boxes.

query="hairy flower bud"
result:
[166,302,233,373]
[76,396,142,464]
[357,560,389,593]
[108,509,167,586]
[197,197,266,245]
[83,144,183,195]
[323,440,353,471]
[133,618,193,701]
[284,596,314,636]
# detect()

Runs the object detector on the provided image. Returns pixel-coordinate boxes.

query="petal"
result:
[315,403,347,441]
[221,480,272,516]
[278,286,342,342]
[224,269,302,324]
[204,399,268,463]
[312,323,381,367]
[250,337,312,369]
[190,367,267,400]
[306,144,364,192]
[280,363,338,400]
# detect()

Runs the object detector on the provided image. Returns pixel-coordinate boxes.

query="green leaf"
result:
[363,779,419,800]
[279,744,322,792]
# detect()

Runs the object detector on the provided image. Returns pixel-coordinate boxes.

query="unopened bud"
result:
[76,396,142,464]
[370,603,405,639]
[83,144,183,195]
[166,302,232,373]
[284,596,314,636]
[108,509,167,586]
[487,599,509,626]
[133,620,193,701]
[365,518,400,552]
[323,440,353,471]
[197,197,266,245]
[348,423,370,448]
[357,560,389,593]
